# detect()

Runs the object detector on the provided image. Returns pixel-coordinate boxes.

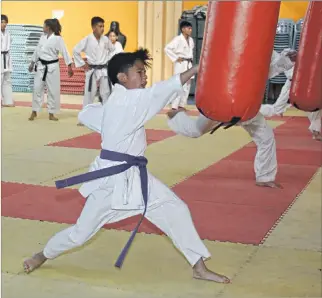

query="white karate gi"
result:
[168,50,294,184]
[260,50,295,117]
[308,110,321,134]
[1,29,13,106]
[73,34,115,107]
[43,75,210,267]
[31,34,72,114]
[108,41,123,60]
[165,34,194,109]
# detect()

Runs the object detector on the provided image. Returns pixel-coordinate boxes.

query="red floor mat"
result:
[2,117,321,244]
[48,129,176,149]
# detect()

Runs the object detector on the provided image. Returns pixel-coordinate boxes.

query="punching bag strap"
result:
[210,117,241,134]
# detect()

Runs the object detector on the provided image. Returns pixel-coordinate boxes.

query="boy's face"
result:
[108,32,117,43]
[118,60,147,89]
[1,20,8,31]
[92,22,104,36]
[182,26,192,36]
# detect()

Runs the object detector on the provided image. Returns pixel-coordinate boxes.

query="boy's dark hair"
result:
[180,20,192,32]
[108,48,152,85]
[91,16,104,27]
[44,18,62,36]
[1,15,8,23]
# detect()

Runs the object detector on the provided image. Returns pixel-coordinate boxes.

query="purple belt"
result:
[55,149,148,268]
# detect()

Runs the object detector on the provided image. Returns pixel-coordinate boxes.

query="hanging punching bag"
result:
[196,1,281,124]
[289,2,322,112]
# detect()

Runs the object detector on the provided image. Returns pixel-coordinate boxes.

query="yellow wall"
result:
[182,1,309,21]
[1,1,138,54]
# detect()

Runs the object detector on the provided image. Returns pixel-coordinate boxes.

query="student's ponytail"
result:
[44,18,62,36]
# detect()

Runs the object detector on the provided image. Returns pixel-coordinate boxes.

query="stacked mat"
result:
[6,24,43,93]
[60,58,86,95]
[270,18,295,85]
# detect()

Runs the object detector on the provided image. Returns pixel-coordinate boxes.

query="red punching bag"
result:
[290,2,322,112]
[196,1,281,123]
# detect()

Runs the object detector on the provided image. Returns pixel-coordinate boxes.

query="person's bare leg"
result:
[28,111,37,121]
[23,251,47,274]
[256,181,283,189]
[49,113,58,121]
[193,258,230,283]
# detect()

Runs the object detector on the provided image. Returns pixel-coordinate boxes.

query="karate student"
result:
[165,21,194,110]
[73,16,114,118]
[28,19,73,121]
[167,49,296,189]
[107,29,124,60]
[23,49,230,284]
[1,14,14,107]
[107,21,127,49]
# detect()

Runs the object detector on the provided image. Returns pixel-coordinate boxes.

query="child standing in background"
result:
[107,29,124,60]
[1,14,14,107]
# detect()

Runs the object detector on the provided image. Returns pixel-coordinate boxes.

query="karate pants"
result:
[171,79,191,109]
[1,71,13,105]
[43,175,210,267]
[308,110,321,133]
[240,113,277,183]
[260,79,292,117]
[32,66,60,114]
[83,71,111,107]
[168,111,277,183]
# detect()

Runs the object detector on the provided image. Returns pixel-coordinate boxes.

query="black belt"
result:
[1,51,9,70]
[181,58,193,63]
[88,64,111,93]
[38,58,59,81]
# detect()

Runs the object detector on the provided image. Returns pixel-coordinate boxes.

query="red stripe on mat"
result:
[2,117,321,244]
[47,129,175,149]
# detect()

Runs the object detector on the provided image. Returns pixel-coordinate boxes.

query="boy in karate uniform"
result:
[167,50,297,188]
[1,14,14,107]
[73,16,114,116]
[165,21,194,110]
[23,49,230,284]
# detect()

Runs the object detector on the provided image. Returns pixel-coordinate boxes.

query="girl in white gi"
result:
[23,49,230,284]
[107,29,124,60]
[167,50,297,189]
[165,21,194,110]
[28,19,73,121]
[1,14,14,107]
[73,16,114,117]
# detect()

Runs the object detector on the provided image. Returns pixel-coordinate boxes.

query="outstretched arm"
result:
[78,103,104,133]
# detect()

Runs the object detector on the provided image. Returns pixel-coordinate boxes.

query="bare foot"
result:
[23,252,47,274]
[28,111,37,121]
[77,122,84,126]
[193,258,230,283]
[312,132,322,142]
[49,114,59,121]
[256,181,283,189]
